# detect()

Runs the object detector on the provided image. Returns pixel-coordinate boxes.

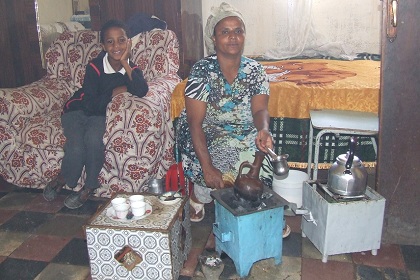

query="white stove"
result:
[301,181,385,263]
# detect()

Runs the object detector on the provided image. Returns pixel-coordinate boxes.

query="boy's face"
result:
[101,27,128,62]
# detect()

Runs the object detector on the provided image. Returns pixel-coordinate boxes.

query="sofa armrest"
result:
[98,74,180,195]
[0,77,72,131]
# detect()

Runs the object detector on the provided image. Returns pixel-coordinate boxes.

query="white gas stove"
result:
[300,181,385,263]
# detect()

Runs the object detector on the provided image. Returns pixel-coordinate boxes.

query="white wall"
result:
[202,0,382,56]
[37,0,89,24]
[37,0,73,24]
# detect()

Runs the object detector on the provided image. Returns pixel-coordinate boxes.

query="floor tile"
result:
[178,276,192,280]
[35,214,90,237]
[52,238,90,266]
[24,194,66,213]
[382,267,410,280]
[352,243,405,270]
[34,263,91,280]
[0,178,18,192]
[0,211,54,233]
[408,270,420,280]
[0,209,18,225]
[10,234,71,262]
[0,258,48,280]
[302,258,354,280]
[0,231,29,256]
[286,215,302,233]
[301,237,352,262]
[0,192,38,210]
[400,244,420,272]
[219,253,242,279]
[58,198,106,216]
[282,232,302,258]
[190,224,212,249]
[355,265,397,280]
[250,256,302,280]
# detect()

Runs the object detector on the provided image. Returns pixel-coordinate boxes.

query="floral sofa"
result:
[0,29,180,197]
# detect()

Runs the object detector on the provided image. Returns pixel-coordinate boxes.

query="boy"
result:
[43,20,148,209]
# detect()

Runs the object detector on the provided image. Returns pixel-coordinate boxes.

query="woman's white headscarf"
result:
[204,2,245,55]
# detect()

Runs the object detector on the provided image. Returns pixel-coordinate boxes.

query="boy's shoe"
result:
[43,176,66,201]
[64,188,93,209]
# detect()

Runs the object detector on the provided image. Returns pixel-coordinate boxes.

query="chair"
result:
[307,109,378,180]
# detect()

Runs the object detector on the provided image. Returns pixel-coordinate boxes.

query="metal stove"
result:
[301,181,386,263]
[210,186,287,278]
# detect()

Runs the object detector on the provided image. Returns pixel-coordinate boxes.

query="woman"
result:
[176,3,282,231]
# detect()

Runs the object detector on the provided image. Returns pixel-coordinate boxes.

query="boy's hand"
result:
[121,38,132,63]
[112,85,127,97]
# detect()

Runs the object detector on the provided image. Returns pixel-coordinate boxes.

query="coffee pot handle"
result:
[238,161,253,176]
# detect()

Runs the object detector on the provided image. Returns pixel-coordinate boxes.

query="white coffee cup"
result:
[131,201,146,217]
[114,203,130,219]
[129,195,144,204]
[111,197,127,209]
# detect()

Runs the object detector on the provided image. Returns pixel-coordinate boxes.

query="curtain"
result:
[264,0,356,60]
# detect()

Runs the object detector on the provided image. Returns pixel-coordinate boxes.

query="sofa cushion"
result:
[67,31,102,89]
[16,110,65,150]
[131,29,180,81]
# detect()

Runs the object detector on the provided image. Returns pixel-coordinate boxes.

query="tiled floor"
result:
[0,176,419,280]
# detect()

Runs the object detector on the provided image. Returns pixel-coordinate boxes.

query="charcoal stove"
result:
[300,181,385,263]
[210,186,287,278]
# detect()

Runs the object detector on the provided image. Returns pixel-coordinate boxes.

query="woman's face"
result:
[212,16,245,57]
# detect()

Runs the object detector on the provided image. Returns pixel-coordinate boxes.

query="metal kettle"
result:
[327,137,368,196]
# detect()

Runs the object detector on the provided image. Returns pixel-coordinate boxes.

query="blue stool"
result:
[307,109,379,180]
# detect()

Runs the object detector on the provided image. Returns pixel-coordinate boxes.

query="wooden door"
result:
[0,0,44,87]
[378,0,420,244]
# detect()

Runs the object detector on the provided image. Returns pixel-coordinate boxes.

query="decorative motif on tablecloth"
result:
[264,60,356,85]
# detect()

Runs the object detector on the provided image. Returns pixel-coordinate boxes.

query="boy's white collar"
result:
[103,53,128,75]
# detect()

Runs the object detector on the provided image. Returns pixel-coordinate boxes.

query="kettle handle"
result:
[344,137,356,174]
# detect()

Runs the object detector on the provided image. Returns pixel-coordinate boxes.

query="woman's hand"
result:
[255,128,274,153]
[202,165,225,189]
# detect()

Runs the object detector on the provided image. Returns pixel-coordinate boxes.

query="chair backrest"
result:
[45,30,102,89]
[130,29,180,80]
[45,29,180,89]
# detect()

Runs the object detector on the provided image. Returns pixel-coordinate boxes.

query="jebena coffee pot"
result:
[234,151,266,201]
[327,137,368,196]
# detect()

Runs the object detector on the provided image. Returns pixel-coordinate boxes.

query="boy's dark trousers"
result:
[60,110,106,190]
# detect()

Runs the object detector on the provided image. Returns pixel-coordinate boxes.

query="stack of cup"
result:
[129,195,146,217]
[111,197,130,219]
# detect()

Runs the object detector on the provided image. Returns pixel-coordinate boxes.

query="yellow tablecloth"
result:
[171,59,380,120]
